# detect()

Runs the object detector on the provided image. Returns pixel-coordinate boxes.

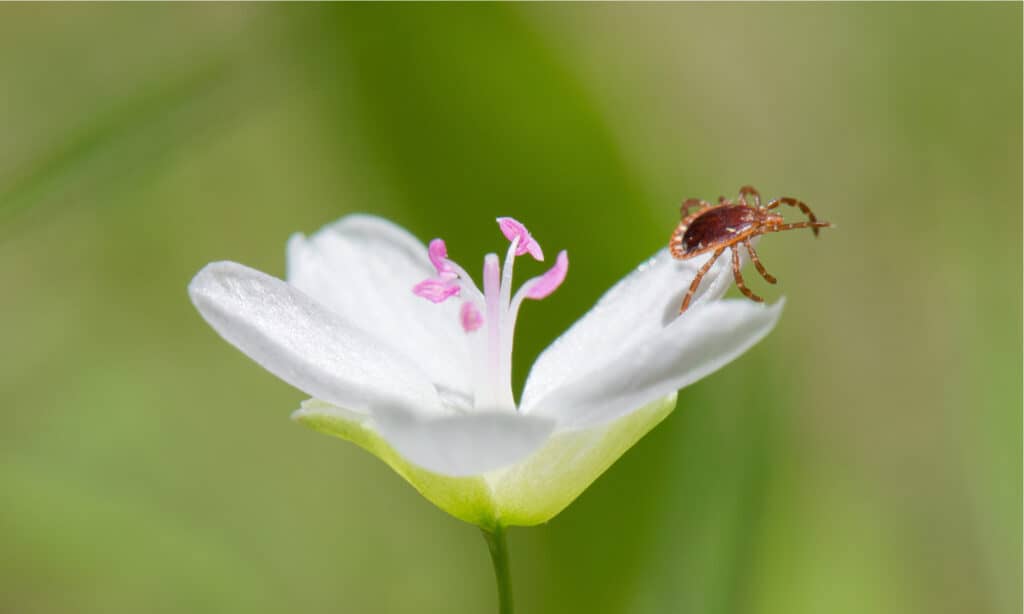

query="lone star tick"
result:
[669,185,831,314]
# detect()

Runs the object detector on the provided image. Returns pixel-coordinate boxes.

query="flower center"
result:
[412,217,569,412]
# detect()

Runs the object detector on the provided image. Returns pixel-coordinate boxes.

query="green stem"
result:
[482,525,514,614]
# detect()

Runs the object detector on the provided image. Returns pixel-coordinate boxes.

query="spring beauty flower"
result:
[188,215,782,529]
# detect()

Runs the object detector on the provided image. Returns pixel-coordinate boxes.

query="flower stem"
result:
[482,525,514,614]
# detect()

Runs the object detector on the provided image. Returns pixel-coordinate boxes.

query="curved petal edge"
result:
[189,261,443,418]
[488,393,678,526]
[529,299,785,430]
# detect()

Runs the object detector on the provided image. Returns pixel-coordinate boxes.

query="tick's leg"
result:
[669,221,689,258]
[766,197,823,236]
[732,246,764,303]
[768,221,832,234]
[744,238,777,284]
[680,246,725,313]
[680,198,712,218]
[738,185,761,208]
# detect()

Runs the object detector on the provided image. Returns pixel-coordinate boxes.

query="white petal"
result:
[189,261,444,417]
[287,215,472,402]
[520,247,733,410]
[526,299,784,430]
[373,411,557,477]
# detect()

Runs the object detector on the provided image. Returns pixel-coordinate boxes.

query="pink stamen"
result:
[412,279,459,303]
[460,302,484,332]
[428,238,457,280]
[497,217,544,261]
[525,250,569,300]
[482,253,504,407]
[412,218,567,413]
[483,253,501,343]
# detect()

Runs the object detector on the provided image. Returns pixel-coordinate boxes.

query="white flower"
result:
[188,214,782,528]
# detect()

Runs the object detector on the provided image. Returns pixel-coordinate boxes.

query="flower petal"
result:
[520,247,733,409]
[294,395,675,527]
[373,410,557,477]
[287,215,472,397]
[189,261,444,417]
[297,398,556,478]
[525,299,784,430]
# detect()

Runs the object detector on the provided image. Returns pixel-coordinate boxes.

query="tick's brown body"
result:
[670,186,830,313]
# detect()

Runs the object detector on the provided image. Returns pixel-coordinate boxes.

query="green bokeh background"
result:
[1,4,1020,614]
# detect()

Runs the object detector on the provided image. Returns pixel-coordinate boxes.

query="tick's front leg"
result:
[679,246,725,313]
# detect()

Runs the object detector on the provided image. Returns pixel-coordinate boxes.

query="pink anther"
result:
[525,251,569,300]
[497,217,544,261]
[412,278,460,303]
[460,302,484,332]
[428,238,457,280]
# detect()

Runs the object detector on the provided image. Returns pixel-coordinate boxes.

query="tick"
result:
[669,185,831,313]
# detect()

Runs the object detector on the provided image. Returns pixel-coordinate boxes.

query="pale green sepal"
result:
[487,393,677,526]
[292,400,501,529]
[292,393,677,529]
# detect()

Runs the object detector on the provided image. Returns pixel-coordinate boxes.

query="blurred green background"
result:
[1,4,1019,614]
